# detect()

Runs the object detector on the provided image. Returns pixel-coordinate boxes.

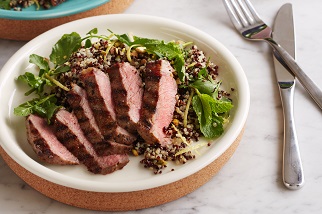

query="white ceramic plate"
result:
[0,14,249,193]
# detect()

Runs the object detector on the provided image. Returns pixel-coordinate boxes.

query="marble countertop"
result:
[1,0,322,213]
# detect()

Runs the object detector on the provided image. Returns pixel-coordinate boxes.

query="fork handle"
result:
[280,84,305,189]
[268,38,322,110]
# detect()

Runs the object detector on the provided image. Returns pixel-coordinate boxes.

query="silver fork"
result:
[223,0,322,110]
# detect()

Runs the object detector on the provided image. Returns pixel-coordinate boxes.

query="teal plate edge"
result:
[0,0,111,20]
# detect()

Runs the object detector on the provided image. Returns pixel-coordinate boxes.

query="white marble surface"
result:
[1,0,322,213]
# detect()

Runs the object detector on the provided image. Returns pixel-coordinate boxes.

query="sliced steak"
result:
[53,109,129,174]
[66,83,109,153]
[80,67,116,139]
[80,67,136,145]
[103,141,132,155]
[107,62,143,134]
[137,60,177,146]
[26,114,79,165]
[66,83,131,155]
[114,126,137,145]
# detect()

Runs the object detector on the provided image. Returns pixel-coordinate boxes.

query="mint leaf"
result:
[210,99,233,114]
[198,67,208,79]
[192,90,233,138]
[192,95,217,138]
[50,32,81,65]
[192,95,206,125]
[198,94,213,123]
[192,94,223,138]
[207,114,224,137]
[190,79,217,95]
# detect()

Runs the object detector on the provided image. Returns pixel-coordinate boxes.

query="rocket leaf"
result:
[114,33,186,81]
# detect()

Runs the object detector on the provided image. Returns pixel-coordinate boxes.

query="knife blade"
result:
[273,3,304,190]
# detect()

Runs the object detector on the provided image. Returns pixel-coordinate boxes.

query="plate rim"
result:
[0,14,250,192]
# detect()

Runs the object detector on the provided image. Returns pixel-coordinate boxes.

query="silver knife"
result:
[273,3,304,190]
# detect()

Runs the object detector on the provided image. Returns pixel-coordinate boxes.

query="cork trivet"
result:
[0,127,244,211]
[0,0,134,41]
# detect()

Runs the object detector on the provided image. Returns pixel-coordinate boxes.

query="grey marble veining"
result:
[1,0,322,213]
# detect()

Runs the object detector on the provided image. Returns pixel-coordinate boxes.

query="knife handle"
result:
[280,84,305,189]
[269,39,322,110]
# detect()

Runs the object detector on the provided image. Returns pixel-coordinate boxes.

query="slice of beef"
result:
[66,83,131,155]
[114,126,137,146]
[103,141,132,155]
[80,67,136,145]
[137,60,177,146]
[66,83,109,153]
[53,109,129,175]
[80,68,116,139]
[26,114,79,165]
[107,62,143,134]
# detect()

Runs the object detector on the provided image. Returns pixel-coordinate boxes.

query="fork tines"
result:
[223,0,262,29]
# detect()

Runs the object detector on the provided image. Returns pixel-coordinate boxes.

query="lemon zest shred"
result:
[186,62,197,69]
[171,124,189,146]
[106,33,115,41]
[183,89,194,128]
[171,123,208,156]
[175,142,208,156]
[126,44,141,62]
[33,0,40,10]
[104,40,116,61]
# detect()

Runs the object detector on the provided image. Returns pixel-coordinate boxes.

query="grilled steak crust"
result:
[114,126,137,145]
[67,83,109,154]
[80,67,117,140]
[26,114,79,165]
[66,83,131,155]
[53,109,129,174]
[107,62,143,134]
[137,60,177,145]
[80,67,136,145]
[104,141,132,155]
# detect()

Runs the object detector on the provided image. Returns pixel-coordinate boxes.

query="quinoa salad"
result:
[14,28,234,174]
[0,0,65,10]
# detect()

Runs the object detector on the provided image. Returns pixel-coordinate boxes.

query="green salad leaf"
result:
[17,71,51,96]
[192,91,231,138]
[0,0,10,10]
[14,33,81,121]
[14,95,61,123]
[210,99,234,114]
[29,54,50,71]
[190,79,218,96]
[87,28,98,35]
[14,28,234,138]
[114,33,186,82]
[50,32,82,65]
[190,76,233,136]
